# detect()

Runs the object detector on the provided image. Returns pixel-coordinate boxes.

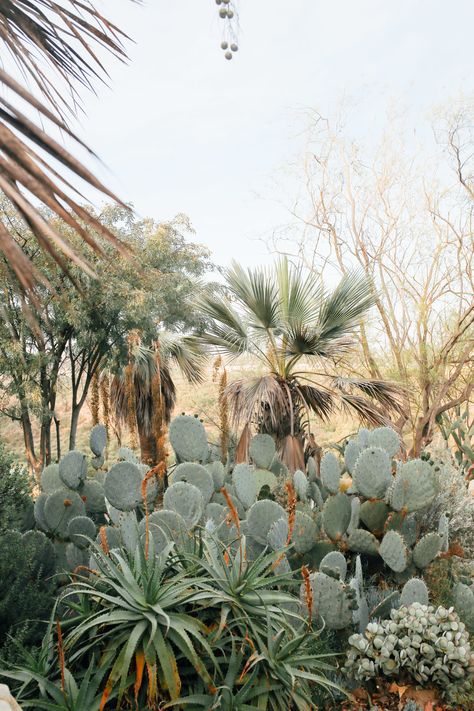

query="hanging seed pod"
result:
[222,0,230,4]
[225,51,233,60]
[230,42,238,52]
[219,8,227,18]
[227,10,234,18]
[220,41,229,50]
[215,0,222,4]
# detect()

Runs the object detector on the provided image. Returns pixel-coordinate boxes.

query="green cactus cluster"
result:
[29,416,464,640]
[345,602,473,696]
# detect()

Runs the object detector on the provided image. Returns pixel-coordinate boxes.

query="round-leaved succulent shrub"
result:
[345,602,473,697]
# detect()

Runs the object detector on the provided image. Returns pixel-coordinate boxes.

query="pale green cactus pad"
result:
[353,447,392,499]
[59,450,87,490]
[232,463,258,509]
[379,530,408,573]
[322,493,351,541]
[41,464,62,494]
[400,577,429,607]
[347,528,380,556]
[68,515,96,548]
[320,452,341,494]
[412,532,442,569]
[246,499,287,545]
[169,415,208,462]
[44,489,85,538]
[249,433,275,469]
[169,462,214,504]
[368,426,400,457]
[163,481,204,528]
[104,462,143,512]
[90,423,107,456]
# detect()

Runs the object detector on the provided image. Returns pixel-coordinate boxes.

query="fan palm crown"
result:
[194,258,403,466]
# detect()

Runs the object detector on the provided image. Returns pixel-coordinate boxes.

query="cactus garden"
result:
[0,2,473,709]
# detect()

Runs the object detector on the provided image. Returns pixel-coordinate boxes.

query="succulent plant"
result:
[400,577,429,607]
[249,433,275,469]
[303,571,354,629]
[169,462,214,504]
[379,530,408,573]
[169,414,208,462]
[246,499,287,545]
[68,515,96,548]
[344,439,362,474]
[453,582,474,634]
[104,462,143,512]
[412,532,442,569]
[41,463,63,494]
[232,463,258,508]
[345,602,473,693]
[293,469,308,501]
[322,493,351,541]
[163,481,204,528]
[43,489,86,538]
[320,550,347,581]
[353,447,392,499]
[390,459,439,513]
[58,451,87,490]
[320,452,341,493]
[368,426,400,457]
[89,423,107,457]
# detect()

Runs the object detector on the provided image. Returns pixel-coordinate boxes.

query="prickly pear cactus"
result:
[169,415,209,462]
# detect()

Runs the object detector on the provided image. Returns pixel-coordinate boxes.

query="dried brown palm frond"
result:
[0,1,139,289]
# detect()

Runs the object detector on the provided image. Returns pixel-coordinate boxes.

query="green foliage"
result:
[0,531,56,661]
[0,442,31,535]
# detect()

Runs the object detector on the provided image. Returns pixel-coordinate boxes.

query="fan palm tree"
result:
[110,334,206,465]
[193,258,404,470]
[0,1,137,293]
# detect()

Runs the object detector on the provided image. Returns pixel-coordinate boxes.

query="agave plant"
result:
[0,1,136,293]
[110,334,207,464]
[61,541,215,708]
[193,258,404,468]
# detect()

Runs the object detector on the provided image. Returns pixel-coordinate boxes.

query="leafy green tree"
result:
[194,258,404,469]
[0,201,214,474]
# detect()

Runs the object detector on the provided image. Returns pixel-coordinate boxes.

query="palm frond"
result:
[225,374,289,431]
[158,333,206,385]
[317,271,376,343]
[338,391,392,427]
[332,376,407,416]
[0,1,138,289]
[194,294,248,355]
[276,256,323,329]
[225,260,280,330]
[296,383,334,421]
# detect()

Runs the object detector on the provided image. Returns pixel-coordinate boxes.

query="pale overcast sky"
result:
[74,0,473,267]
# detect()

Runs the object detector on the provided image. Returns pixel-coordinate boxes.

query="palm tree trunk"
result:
[139,427,157,467]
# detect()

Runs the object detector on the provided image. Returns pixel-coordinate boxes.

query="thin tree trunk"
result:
[54,414,61,461]
[69,406,81,451]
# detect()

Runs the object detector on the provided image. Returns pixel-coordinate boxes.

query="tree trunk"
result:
[69,406,81,451]
[21,409,39,480]
[139,426,157,467]
[54,414,61,461]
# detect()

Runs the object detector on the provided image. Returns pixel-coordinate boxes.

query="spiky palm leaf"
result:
[194,258,404,463]
[0,1,138,291]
